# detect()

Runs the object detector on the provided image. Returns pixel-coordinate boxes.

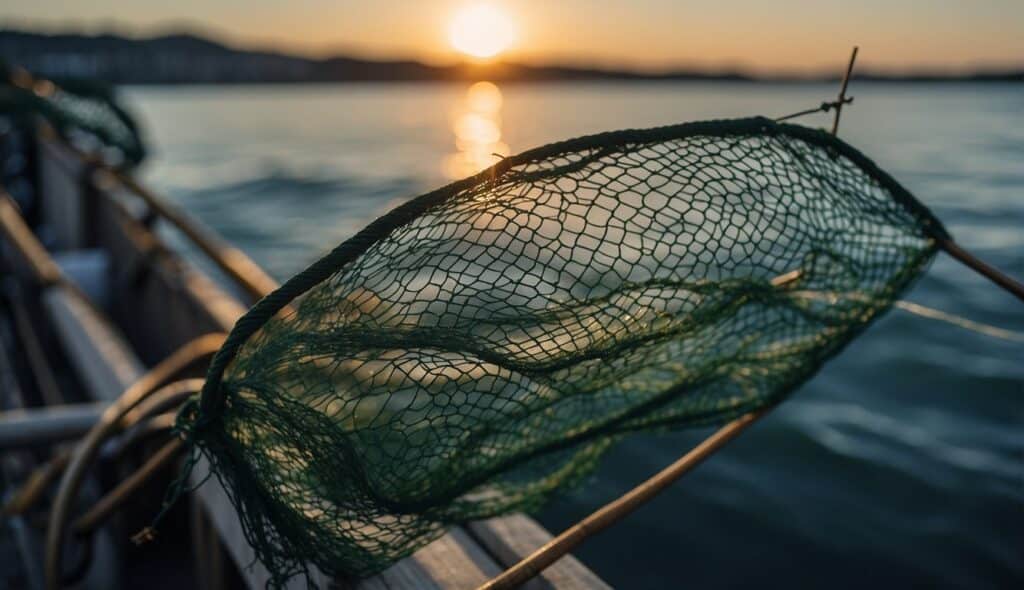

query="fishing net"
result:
[179,117,947,585]
[0,62,146,166]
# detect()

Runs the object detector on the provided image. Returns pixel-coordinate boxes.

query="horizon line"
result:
[3,19,1024,79]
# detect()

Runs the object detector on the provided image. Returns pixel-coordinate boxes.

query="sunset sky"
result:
[3,0,1022,73]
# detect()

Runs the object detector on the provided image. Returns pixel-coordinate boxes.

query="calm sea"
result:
[126,82,1022,588]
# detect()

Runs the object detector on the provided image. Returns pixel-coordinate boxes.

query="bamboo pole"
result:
[71,437,185,536]
[0,191,62,286]
[830,49,1024,304]
[936,237,1024,303]
[478,409,767,590]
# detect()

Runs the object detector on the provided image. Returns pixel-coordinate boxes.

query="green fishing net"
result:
[181,117,947,585]
[0,63,145,166]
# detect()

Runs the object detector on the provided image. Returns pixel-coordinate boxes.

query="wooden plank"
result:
[0,190,145,401]
[196,453,504,590]
[37,138,86,250]
[191,457,333,590]
[467,516,611,590]
[41,288,146,401]
[90,189,239,363]
[354,528,503,590]
[0,322,47,590]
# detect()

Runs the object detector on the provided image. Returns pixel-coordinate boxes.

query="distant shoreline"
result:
[3,29,1021,85]
[110,78,1024,89]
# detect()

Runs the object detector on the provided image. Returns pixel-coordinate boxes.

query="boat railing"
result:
[0,124,609,590]
[39,124,279,302]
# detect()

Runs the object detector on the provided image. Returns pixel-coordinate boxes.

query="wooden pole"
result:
[99,168,280,300]
[0,191,63,286]
[936,237,1024,303]
[71,437,185,536]
[831,47,859,135]
[478,409,767,590]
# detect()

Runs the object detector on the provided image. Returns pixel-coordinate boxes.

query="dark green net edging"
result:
[178,116,948,586]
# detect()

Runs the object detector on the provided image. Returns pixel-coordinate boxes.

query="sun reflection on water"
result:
[443,81,509,179]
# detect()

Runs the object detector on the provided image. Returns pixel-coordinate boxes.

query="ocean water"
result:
[126,82,1022,588]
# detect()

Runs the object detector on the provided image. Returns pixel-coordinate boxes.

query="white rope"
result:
[787,283,1023,343]
[893,300,1024,343]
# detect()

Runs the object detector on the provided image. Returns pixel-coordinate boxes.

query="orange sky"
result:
[3,1,1022,73]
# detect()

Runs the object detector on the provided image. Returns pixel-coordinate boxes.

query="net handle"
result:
[937,237,1024,303]
[479,408,768,590]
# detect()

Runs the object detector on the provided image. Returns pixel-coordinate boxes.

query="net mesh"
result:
[183,117,946,585]
[1,63,146,166]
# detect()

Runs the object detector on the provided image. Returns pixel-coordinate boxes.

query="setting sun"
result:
[448,3,517,59]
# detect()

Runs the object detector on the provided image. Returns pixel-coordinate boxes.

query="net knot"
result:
[821,96,854,113]
[130,526,157,546]
[131,398,208,545]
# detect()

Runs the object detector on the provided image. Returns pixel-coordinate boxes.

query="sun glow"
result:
[448,3,517,59]
[443,81,509,179]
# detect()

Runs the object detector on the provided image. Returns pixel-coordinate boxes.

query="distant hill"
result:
[1,29,1021,85]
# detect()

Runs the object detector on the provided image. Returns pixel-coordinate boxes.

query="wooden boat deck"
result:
[0,133,609,589]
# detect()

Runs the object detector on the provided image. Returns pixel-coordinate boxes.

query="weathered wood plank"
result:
[90,189,240,363]
[354,527,503,590]
[194,459,507,590]
[468,516,611,590]
[191,457,334,590]
[0,189,146,401]
[37,138,86,250]
[41,288,146,401]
